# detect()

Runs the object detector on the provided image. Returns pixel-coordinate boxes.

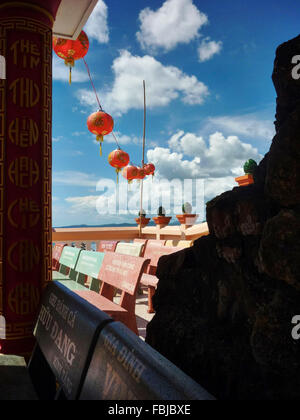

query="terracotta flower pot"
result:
[176,214,198,227]
[152,216,172,227]
[235,174,254,187]
[135,217,150,228]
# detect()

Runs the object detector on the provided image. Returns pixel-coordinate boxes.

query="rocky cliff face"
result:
[146,35,300,400]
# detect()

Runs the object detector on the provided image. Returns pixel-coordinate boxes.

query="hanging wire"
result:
[83,57,120,150]
[111,132,121,149]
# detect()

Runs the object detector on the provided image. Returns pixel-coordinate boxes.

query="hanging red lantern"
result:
[122,165,138,184]
[144,163,155,177]
[136,167,146,181]
[53,30,89,84]
[108,149,130,183]
[87,111,114,156]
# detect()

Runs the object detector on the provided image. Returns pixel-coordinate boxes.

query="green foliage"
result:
[243,159,258,175]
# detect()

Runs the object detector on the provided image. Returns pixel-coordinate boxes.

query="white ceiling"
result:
[53,0,98,40]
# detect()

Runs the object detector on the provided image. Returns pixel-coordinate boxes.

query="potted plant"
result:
[135,209,150,228]
[153,206,172,227]
[176,202,198,227]
[235,159,257,186]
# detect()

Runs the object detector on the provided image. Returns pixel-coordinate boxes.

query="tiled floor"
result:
[135,293,155,340]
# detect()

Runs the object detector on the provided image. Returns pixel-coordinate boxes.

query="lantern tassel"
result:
[69,67,72,85]
[96,135,104,157]
[116,168,121,184]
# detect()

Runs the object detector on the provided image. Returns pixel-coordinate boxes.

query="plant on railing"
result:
[182,202,193,214]
[243,159,257,175]
[138,209,147,218]
[157,206,166,217]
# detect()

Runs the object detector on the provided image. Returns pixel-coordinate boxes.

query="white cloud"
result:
[207,114,275,141]
[137,0,208,53]
[52,171,99,187]
[198,37,222,62]
[147,130,262,180]
[76,50,209,115]
[84,0,109,44]
[53,55,89,83]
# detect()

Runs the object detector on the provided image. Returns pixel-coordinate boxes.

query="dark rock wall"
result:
[146,35,300,400]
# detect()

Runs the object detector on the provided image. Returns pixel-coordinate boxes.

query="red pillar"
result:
[0,0,62,357]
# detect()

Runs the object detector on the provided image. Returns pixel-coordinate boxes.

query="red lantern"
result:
[122,165,138,184]
[144,163,155,176]
[87,111,114,156]
[108,149,130,183]
[53,30,89,84]
[136,167,146,181]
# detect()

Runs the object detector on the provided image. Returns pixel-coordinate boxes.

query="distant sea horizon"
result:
[53,220,206,229]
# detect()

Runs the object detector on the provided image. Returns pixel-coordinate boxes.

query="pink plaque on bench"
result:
[97,240,119,253]
[99,252,149,296]
[52,243,66,271]
[144,244,180,274]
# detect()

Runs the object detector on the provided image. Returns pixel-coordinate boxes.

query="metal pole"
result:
[139,80,146,238]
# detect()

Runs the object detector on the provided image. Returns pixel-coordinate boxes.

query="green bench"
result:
[58,250,105,293]
[52,246,81,281]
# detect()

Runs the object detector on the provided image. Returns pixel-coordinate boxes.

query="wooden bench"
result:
[97,240,119,253]
[58,250,105,293]
[75,252,150,335]
[115,242,145,257]
[28,282,113,400]
[79,321,215,400]
[52,246,81,281]
[52,243,66,271]
[141,246,182,313]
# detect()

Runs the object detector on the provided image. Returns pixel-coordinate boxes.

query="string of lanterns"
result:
[52,30,155,183]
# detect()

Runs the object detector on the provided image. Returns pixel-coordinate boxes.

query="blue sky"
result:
[52,0,299,227]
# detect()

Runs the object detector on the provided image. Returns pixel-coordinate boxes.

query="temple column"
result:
[0,0,62,357]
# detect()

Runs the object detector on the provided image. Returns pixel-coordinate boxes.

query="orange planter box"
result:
[153,216,172,227]
[235,174,254,187]
[135,217,150,228]
[176,214,198,226]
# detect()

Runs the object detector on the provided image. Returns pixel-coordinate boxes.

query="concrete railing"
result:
[52,222,209,250]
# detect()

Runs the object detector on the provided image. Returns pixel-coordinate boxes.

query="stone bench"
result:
[97,240,119,253]
[75,252,150,335]
[115,242,145,257]
[28,282,112,400]
[79,321,215,400]
[52,243,66,271]
[58,250,105,293]
[141,246,182,313]
[52,246,81,281]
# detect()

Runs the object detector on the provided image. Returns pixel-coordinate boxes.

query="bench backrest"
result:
[144,244,181,274]
[165,240,193,248]
[97,240,119,253]
[115,242,144,257]
[75,251,105,278]
[52,243,66,270]
[29,282,112,400]
[58,246,81,270]
[133,239,148,256]
[79,322,215,400]
[98,252,149,297]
